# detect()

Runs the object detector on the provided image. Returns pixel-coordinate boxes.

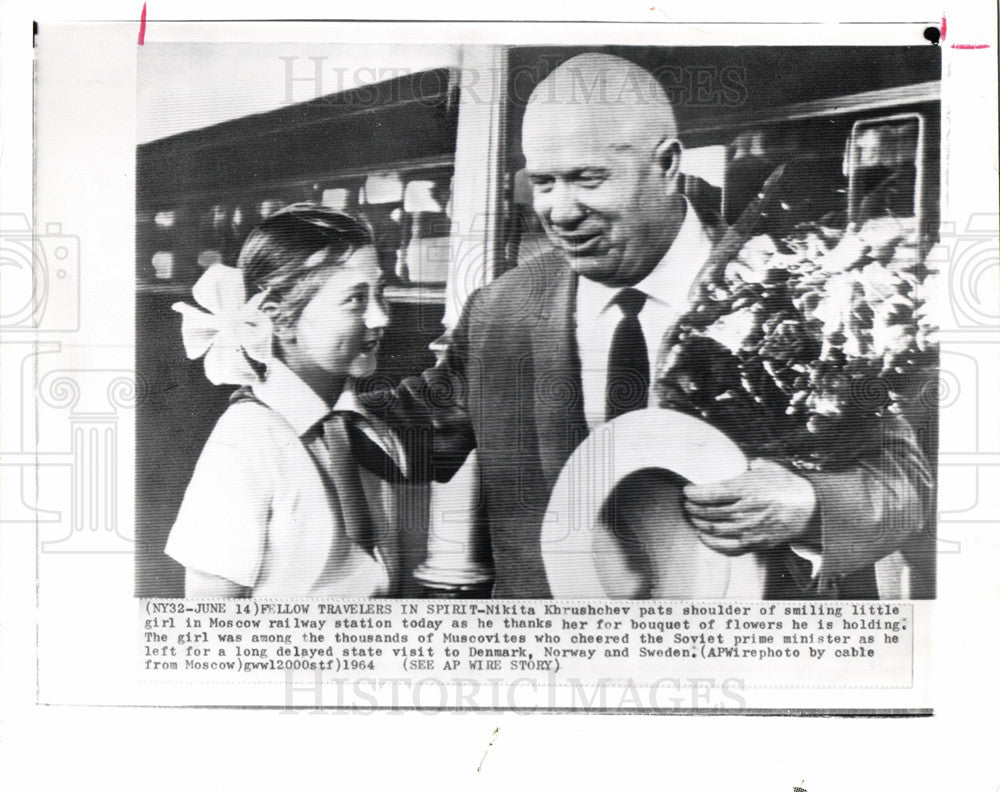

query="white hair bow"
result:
[172,264,274,386]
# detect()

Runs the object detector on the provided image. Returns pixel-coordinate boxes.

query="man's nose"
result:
[544,184,586,228]
[365,296,390,331]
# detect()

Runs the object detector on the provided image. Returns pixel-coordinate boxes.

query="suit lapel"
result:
[529,259,588,487]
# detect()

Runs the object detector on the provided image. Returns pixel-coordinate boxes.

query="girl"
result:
[166,204,404,597]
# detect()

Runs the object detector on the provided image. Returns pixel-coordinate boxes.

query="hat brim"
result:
[541,408,767,599]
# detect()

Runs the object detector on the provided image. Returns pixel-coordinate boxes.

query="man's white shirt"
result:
[575,196,711,429]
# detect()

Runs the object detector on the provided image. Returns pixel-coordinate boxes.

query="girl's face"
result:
[284,245,389,383]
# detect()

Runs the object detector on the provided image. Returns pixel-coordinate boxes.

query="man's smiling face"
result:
[521,58,686,287]
[524,128,678,286]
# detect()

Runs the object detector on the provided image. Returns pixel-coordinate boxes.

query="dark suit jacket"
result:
[370,252,932,599]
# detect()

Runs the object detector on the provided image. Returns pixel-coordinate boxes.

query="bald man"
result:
[368,54,930,598]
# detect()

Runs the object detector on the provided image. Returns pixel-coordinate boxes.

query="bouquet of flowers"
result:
[654,173,939,471]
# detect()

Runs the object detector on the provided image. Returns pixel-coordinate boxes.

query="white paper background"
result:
[2,1,998,790]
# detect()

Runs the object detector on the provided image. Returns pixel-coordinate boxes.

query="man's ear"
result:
[654,138,683,186]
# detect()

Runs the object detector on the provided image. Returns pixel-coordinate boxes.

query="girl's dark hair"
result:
[237,203,375,328]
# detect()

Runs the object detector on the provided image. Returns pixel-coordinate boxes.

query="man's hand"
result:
[683,459,817,555]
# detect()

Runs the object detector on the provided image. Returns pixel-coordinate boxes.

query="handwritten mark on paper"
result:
[477,727,500,773]
[939,14,991,50]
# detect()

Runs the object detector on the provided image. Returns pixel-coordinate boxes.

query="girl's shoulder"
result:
[205,396,303,459]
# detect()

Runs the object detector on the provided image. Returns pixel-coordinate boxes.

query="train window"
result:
[847,114,922,227]
[321,188,351,211]
[153,210,176,228]
[150,251,174,280]
[362,172,404,205]
[399,178,451,284]
[403,179,446,214]
[722,118,858,235]
[209,205,228,230]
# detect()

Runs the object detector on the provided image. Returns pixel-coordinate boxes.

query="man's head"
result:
[522,53,686,287]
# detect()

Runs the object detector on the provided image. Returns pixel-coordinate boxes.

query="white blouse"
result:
[165,361,402,597]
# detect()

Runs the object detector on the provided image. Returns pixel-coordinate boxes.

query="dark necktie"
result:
[605,287,649,422]
[320,412,405,559]
[319,414,378,555]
